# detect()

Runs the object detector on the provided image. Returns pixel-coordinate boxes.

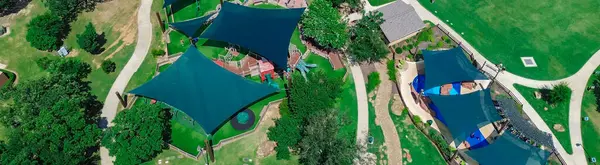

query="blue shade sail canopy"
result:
[423,47,488,90]
[466,133,551,165]
[169,13,215,37]
[130,46,278,134]
[199,2,305,69]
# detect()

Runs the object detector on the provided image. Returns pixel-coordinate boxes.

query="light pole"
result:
[493,63,505,80]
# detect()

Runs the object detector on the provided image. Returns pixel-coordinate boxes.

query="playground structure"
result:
[295,59,317,81]
[405,48,555,165]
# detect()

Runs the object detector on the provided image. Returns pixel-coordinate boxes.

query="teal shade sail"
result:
[199,2,305,68]
[423,47,488,90]
[130,46,278,134]
[169,13,214,37]
[466,133,550,165]
[428,89,501,143]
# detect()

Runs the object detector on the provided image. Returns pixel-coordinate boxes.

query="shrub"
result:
[394,47,402,54]
[275,145,291,160]
[366,72,381,93]
[152,49,166,57]
[428,127,452,157]
[35,56,54,70]
[77,22,101,53]
[386,59,397,81]
[543,82,571,104]
[26,13,68,51]
[101,60,116,73]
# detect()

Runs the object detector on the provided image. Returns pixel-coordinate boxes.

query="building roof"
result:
[199,2,305,69]
[129,46,278,134]
[466,132,550,165]
[423,47,488,90]
[169,13,215,38]
[428,89,501,144]
[376,1,425,43]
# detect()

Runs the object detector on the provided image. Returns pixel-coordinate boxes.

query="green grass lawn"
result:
[141,150,199,165]
[580,68,600,163]
[305,53,346,79]
[514,84,572,154]
[170,0,220,22]
[390,108,446,165]
[418,0,600,80]
[337,76,358,143]
[251,3,283,9]
[158,64,172,72]
[0,0,145,102]
[367,96,387,164]
[368,0,394,7]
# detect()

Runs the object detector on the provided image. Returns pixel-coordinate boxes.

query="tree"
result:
[267,115,301,159]
[347,12,389,63]
[267,71,345,160]
[0,72,102,164]
[101,60,116,73]
[544,82,571,104]
[301,0,348,49]
[77,22,101,53]
[329,0,361,11]
[44,0,80,20]
[288,71,343,120]
[103,104,168,165]
[26,13,68,51]
[37,58,92,79]
[299,110,357,165]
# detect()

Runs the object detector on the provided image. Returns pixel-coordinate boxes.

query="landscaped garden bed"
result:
[514,84,573,154]
[390,108,447,165]
[580,68,600,163]
[391,22,459,62]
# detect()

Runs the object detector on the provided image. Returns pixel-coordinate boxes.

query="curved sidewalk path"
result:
[373,62,403,165]
[99,0,153,164]
[351,64,370,148]
[405,0,600,164]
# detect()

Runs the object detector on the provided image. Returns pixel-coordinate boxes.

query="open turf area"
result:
[514,84,572,154]
[418,0,600,80]
[0,0,143,101]
[580,68,600,162]
[390,108,446,165]
[368,0,394,7]
[305,53,346,78]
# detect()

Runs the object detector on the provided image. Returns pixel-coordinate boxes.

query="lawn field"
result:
[514,84,572,154]
[0,0,143,101]
[580,68,600,163]
[418,0,600,80]
[390,108,446,165]
[368,0,394,7]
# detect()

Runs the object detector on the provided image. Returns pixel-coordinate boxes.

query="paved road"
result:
[99,0,153,164]
[406,0,600,164]
[351,65,370,148]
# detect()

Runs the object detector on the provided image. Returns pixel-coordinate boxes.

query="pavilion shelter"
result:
[423,47,487,90]
[129,46,278,134]
[199,2,305,69]
[428,89,502,144]
[465,132,551,165]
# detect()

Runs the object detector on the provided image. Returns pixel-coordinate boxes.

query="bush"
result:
[26,13,68,51]
[542,82,571,104]
[0,0,15,13]
[275,145,291,160]
[428,127,453,157]
[77,22,101,53]
[35,56,54,70]
[394,47,402,54]
[386,59,397,81]
[366,72,381,93]
[101,60,116,73]
[152,49,166,57]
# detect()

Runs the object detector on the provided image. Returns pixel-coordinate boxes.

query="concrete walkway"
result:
[351,64,370,148]
[373,62,403,165]
[405,0,600,164]
[99,0,153,164]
